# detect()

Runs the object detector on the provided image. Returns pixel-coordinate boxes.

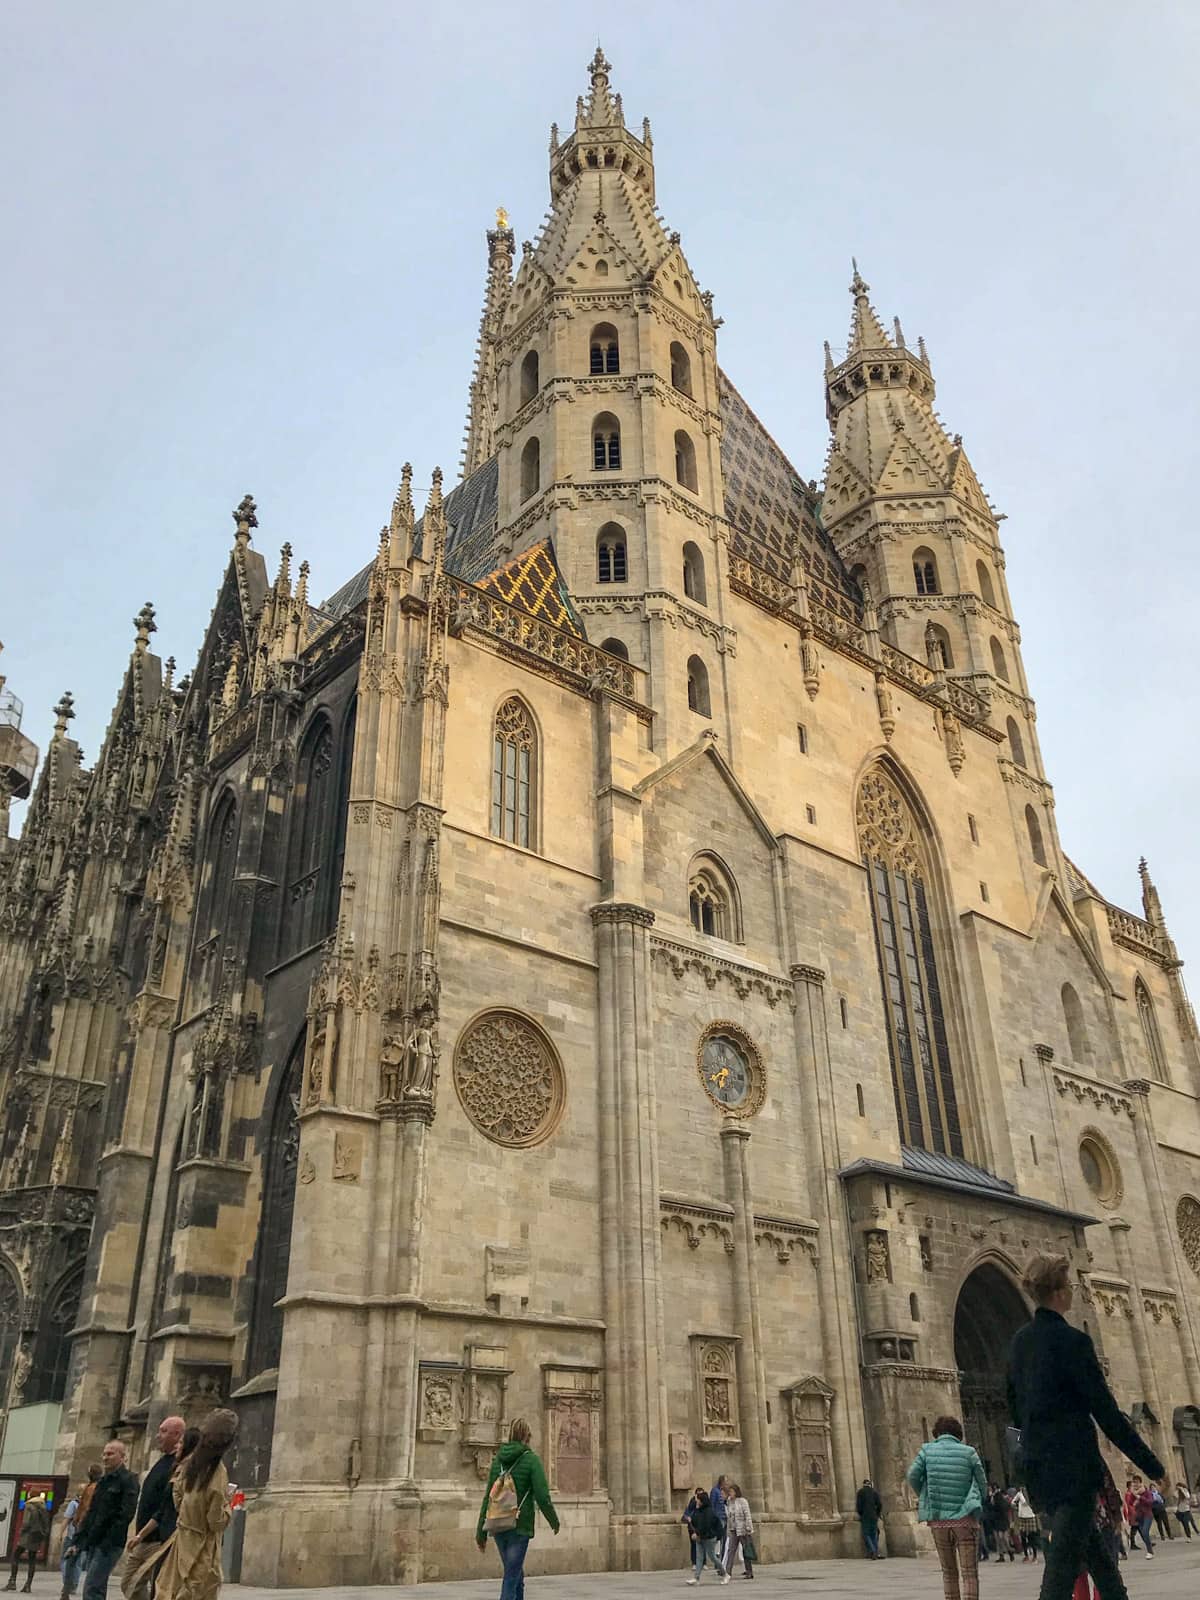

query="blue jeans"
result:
[494,1530,530,1600]
[61,1544,89,1595]
[1138,1516,1153,1552]
[862,1519,879,1556]
[81,1546,122,1600]
[693,1536,723,1576]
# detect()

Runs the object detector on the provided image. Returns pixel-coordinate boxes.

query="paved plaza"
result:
[218,1537,1200,1600]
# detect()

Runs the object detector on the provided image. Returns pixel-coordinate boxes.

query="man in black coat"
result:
[67,1441,139,1600]
[121,1415,185,1600]
[1007,1252,1164,1600]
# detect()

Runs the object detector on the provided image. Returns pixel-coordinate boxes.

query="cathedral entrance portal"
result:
[954,1263,1030,1484]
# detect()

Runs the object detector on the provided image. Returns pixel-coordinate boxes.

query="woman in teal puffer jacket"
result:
[907,1416,988,1600]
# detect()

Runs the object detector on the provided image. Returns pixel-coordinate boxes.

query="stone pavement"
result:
[219,1536,1200,1599]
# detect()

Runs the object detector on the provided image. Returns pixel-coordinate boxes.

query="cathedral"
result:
[2,48,1200,1586]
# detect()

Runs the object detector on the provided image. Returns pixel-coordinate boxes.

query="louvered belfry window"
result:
[857,766,963,1157]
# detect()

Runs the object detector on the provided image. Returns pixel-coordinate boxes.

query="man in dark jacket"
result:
[68,1442,139,1600]
[1007,1252,1164,1600]
[121,1415,184,1600]
[855,1478,883,1558]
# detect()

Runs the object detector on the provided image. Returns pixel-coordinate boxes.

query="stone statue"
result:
[380,1033,405,1102]
[10,1342,32,1405]
[865,1232,890,1284]
[405,1011,437,1096]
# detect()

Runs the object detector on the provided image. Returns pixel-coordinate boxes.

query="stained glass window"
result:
[491,698,536,850]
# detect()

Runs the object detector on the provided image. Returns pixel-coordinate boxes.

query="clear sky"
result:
[3,2,1198,965]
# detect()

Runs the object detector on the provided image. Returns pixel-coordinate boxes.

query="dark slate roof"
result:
[322,457,500,616]
[900,1145,1015,1193]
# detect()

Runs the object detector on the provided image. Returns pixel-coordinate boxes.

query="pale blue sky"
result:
[3,2,1198,965]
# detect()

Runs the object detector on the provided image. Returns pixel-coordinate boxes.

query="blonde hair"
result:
[509,1417,532,1444]
[1021,1252,1070,1305]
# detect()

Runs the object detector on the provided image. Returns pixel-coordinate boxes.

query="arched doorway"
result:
[1176,1405,1200,1490]
[954,1263,1030,1483]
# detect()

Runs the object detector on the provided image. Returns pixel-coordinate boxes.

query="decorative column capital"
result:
[790,964,827,986]
[1122,1078,1153,1098]
[719,1122,751,1146]
[1034,1042,1055,1063]
[590,902,655,928]
[1106,1215,1132,1235]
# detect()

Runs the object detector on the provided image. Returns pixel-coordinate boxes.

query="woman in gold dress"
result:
[155,1410,238,1600]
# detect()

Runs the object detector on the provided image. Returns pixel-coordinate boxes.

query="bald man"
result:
[68,1441,138,1600]
[120,1418,185,1600]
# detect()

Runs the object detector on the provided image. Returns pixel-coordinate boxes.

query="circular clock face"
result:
[702,1034,751,1109]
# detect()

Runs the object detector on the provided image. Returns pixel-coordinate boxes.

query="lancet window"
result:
[1136,978,1168,1084]
[491,697,537,850]
[857,765,963,1158]
[284,717,335,956]
[247,1035,305,1378]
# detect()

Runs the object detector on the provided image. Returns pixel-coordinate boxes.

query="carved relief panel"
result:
[691,1336,739,1446]
[782,1375,836,1521]
[418,1363,461,1442]
[464,1344,510,1449]
[543,1365,602,1494]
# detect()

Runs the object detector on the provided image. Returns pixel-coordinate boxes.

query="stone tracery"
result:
[453,1009,564,1147]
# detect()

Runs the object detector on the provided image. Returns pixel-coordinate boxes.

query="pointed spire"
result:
[389,463,415,568]
[296,560,310,610]
[551,47,654,204]
[424,469,446,576]
[164,656,176,698]
[274,541,293,601]
[847,260,893,355]
[1139,857,1167,933]
[133,601,157,655]
[221,642,243,711]
[584,45,617,124]
[893,316,906,349]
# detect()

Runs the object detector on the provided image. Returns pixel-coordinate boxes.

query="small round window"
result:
[697,1024,764,1119]
[1078,1131,1121,1207]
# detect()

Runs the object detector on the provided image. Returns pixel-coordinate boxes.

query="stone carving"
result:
[404,1009,438,1096]
[9,1339,32,1405]
[651,938,791,1010]
[1143,1292,1181,1328]
[865,1229,890,1284]
[660,1198,735,1255]
[298,1151,316,1185]
[1178,1195,1200,1275]
[332,1133,361,1182]
[417,1366,461,1441]
[1053,1072,1133,1119]
[453,1010,565,1147]
[782,1376,836,1520]
[693,1337,739,1444]
[857,769,923,879]
[669,1430,694,1490]
[423,1376,455,1429]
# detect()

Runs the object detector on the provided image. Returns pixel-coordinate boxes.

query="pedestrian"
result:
[153,1410,238,1600]
[1131,1479,1155,1559]
[723,1485,755,1581]
[987,1484,1015,1561]
[1012,1489,1040,1560]
[1174,1483,1196,1539]
[1121,1482,1140,1551]
[65,1442,139,1600]
[475,1417,559,1600]
[1149,1484,1171,1541]
[709,1477,731,1551]
[907,1415,987,1600]
[61,1470,102,1600]
[855,1477,883,1560]
[684,1489,726,1585]
[6,1493,51,1594]
[121,1416,186,1600]
[1007,1251,1164,1600]
[682,1487,706,1569]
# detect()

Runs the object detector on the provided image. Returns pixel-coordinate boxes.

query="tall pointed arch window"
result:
[204,791,239,938]
[857,766,963,1157]
[247,1034,304,1378]
[27,1264,84,1404]
[284,718,335,956]
[1136,978,1168,1084]
[0,1266,20,1398]
[491,697,537,850]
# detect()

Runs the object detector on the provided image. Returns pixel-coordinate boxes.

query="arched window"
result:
[600,637,628,660]
[1025,804,1047,867]
[670,341,693,396]
[595,259,609,277]
[597,524,627,583]
[247,1034,304,1378]
[990,636,1010,682]
[857,764,964,1158]
[682,542,707,604]
[1062,982,1090,1064]
[330,699,357,914]
[688,853,740,941]
[284,717,335,956]
[519,349,539,406]
[674,430,698,492]
[913,548,940,595]
[1006,717,1026,769]
[592,413,621,471]
[926,624,954,671]
[0,1265,21,1399]
[198,791,239,983]
[849,563,869,595]
[686,655,711,717]
[519,437,540,502]
[27,1264,84,1404]
[976,561,997,609]
[589,323,619,374]
[491,697,537,850]
[1136,978,1168,1083]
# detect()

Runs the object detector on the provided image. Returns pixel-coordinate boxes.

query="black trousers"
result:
[7,1550,37,1588]
[1037,1494,1129,1600]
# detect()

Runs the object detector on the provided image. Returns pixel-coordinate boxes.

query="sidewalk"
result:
[226,1536,1200,1599]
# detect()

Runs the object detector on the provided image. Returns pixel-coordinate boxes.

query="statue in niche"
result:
[806,1454,825,1489]
[380,1032,405,1102]
[306,1016,331,1107]
[404,1009,438,1096]
[865,1232,890,1284]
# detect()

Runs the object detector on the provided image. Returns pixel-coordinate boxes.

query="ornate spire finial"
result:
[164,656,176,695]
[1139,857,1167,932]
[52,691,75,735]
[589,43,611,81]
[233,494,257,537]
[844,259,892,357]
[496,205,509,230]
[133,601,157,652]
[296,560,310,609]
[275,541,292,597]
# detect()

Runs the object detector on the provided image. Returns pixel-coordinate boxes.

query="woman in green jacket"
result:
[475,1418,559,1600]
[907,1416,988,1600]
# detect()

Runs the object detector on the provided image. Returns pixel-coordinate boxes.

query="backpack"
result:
[484,1462,528,1535]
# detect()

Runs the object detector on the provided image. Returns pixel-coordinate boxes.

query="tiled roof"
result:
[900,1145,1015,1194]
[475,539,584,637]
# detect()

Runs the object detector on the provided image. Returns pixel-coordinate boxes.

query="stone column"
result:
[720,1124,772,1508]
[1108,1217,1168,1461]
[1124,1080,1200,1398]
[592,902,668,1518]
[790,963,867,1513]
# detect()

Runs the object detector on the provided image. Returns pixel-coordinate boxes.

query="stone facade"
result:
[2,45,1200,1585]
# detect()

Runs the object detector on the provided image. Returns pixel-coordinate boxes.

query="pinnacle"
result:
[233,493,257,530]
[133,601,157,648]
[52,691,75,732]
[846,260,893,356]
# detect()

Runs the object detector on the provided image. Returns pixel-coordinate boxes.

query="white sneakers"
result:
[686,1579,699,1586]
